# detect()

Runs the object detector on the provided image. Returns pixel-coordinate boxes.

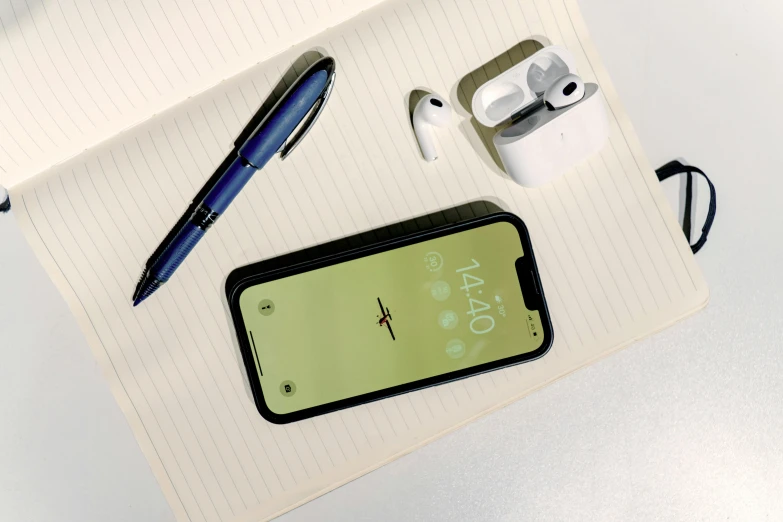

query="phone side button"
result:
[249,330,263,376]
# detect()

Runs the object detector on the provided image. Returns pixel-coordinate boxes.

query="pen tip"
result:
[132,277,162,307]
[133,292,148,307]
[133,269,149,301]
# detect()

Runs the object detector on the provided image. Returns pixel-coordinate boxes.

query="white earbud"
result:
[544,74,586,111]
[412,93,452,161]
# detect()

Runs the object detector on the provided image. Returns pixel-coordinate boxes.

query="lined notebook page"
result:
[12,0,709,520]
[0,0,385,185]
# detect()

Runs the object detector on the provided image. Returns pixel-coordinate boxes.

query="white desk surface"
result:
[3,0,783,519]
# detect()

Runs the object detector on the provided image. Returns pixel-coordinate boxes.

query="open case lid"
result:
[471,45,578,128]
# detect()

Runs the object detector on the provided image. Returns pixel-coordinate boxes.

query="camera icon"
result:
[279,380,296,397]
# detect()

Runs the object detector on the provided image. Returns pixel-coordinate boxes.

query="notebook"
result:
[1,0,709,520]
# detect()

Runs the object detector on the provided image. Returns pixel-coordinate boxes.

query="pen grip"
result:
[153,222,205,283]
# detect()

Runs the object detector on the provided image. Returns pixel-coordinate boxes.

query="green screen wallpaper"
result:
[239,221,544,415]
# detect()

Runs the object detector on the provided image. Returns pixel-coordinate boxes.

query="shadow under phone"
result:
[225,200,554,424]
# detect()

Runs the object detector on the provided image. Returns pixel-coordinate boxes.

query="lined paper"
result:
[0,0,385,185]
[12,0,708,520]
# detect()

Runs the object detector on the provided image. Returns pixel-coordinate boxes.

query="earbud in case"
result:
[471,45,609,188]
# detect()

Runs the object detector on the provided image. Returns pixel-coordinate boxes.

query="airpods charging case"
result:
[471,45,609,188]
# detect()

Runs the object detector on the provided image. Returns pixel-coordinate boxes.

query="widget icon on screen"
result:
[430,280,451,301]
[377,297,396,341]
[424,251,444,272]
[445,339,466,359]
[438,310,459,330]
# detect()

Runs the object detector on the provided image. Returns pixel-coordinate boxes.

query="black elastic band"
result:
[655,160,716,254]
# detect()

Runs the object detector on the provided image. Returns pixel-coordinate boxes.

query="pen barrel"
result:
[203,156,259,213]
[239,67,330,167]
[202,65,332,213]
[153,222,205,283]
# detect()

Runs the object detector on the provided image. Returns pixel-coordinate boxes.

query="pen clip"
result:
[279,70,337,161]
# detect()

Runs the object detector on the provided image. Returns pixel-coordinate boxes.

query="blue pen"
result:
[133,57,336,306]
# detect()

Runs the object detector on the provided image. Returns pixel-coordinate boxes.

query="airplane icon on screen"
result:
[377,297,395,341]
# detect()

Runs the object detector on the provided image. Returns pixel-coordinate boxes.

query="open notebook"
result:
[2,0,708,520]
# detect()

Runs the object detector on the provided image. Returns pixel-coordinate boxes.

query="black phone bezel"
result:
[226,212,553,424]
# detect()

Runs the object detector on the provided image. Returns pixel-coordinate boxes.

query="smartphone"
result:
[226,211,553,424]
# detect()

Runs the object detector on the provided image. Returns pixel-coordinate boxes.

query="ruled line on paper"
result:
[0,0,384,182]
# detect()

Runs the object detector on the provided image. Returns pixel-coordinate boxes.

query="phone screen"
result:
[238,219,546,417]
